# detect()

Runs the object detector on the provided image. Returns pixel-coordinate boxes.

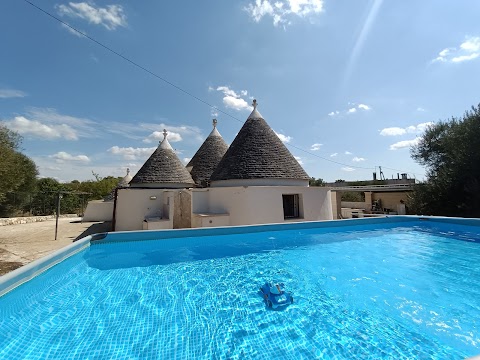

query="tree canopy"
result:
[0,125,38,215]
[410,104,480,217]
[0,125,123,217]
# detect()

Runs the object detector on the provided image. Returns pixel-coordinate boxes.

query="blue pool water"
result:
[1,220,480,359]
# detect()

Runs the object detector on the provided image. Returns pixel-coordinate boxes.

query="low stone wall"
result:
[0,214,79,226]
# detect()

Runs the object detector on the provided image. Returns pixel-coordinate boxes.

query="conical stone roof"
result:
[118,168,133,187]
[210,100,310,186]
[104,168,133,201]
[186,119,229,187]
[130,130,194,188]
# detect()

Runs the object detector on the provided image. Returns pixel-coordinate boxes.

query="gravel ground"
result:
[0,218,111,276]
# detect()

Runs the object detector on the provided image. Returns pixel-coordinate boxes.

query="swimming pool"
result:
[1,217,479,359]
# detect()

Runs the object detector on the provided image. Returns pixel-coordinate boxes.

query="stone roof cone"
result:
[186,119,229,187]
[118,168,133,187]
[130,129,194,188]
[210,100,310,186]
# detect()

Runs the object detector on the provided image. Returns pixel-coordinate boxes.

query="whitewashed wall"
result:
[83,200,114,222]
[115,186,333,231]
[191,186,332,226]
[115,189,174,231]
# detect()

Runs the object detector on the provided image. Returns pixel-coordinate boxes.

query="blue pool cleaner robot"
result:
[260,282,294,309]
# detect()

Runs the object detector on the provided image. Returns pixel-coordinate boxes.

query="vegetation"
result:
[341,192,365,202]
[309,177,325,186]
[409,104,480,217]
[0,125,38,216]
[0,125,122,217]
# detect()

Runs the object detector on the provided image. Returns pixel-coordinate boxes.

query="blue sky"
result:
[1,0,480,183]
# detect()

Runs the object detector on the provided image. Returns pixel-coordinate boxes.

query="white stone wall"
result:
[191,186,332,226]
[115,188,174,231]
[82,200,114,222]
[0,214,78,226]
[115,186,333,231]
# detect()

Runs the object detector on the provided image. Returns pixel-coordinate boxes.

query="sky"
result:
[1,0,480,183]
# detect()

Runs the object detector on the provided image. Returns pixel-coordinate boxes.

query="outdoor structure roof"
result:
[186,119,229,186]
[210,100,310,183]
[130,130,195,187]
[104,168,133,201]
[118,168,133,187]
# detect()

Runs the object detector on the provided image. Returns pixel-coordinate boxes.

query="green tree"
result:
[0,125,38,216]
[30,178,64,215]
[309,177,325,186]
[410,104,480,217]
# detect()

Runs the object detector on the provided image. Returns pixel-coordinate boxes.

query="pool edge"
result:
[0,236,91,296]
[2,215,480,297]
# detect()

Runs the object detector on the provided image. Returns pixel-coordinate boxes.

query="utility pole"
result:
[55,193,63,240]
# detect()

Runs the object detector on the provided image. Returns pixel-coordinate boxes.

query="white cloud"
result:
[139,123,204,144]
[345,151,352,155]
[413,122,434,133]
[310,143,322,151]
[389,138,420,150]
[183,157,191,165]
[330,153,337,157]
[210,107,219,118]
[3,116,78,140]
[379,127,406,136]
[341,167,355,172]
[433,36,480,63]
[417,107,426,112]
[331,103,371,116]
[50,151,90,163]
[45,166,62,171]
[349,103,371,113]
[452,53,479,63]
[380,122,433,136]
[109,146,156,160]
[143,130,182,143]
[352,157,365,162]
[56,2,127,30]
[223,96,251,111]
[294,156,303,165]
[216,86,252,111]
[244,0,324,27]
[274,131,291,143]
[0,89,27,98]
[2,108,96,141]
[60,23,86,37]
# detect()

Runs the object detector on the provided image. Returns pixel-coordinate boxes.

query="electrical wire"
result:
[21,0,422,176]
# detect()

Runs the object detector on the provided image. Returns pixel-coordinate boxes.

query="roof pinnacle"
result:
[213,119,217,128]
[252,99,257,110]
[163,129,168,139]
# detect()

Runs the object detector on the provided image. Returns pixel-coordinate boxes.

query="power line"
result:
[21,0,420,175]
[21,0,241,125]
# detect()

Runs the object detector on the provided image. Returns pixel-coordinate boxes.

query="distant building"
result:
[327,173,415,219]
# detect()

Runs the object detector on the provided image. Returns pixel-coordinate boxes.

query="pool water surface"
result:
[1,220,479,359]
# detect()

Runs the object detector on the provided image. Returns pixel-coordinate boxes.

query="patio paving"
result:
[0,218,111,276]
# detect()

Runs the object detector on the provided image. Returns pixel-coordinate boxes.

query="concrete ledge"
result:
[95,216,415,244]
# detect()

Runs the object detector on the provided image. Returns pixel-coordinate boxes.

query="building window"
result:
[283,194,300,219]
